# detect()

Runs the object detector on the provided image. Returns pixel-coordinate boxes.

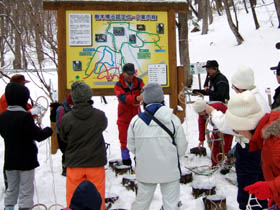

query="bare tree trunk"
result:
[0,5,5,67]
[274,0,280,28]
[201,0,208,34]
[215,0,223,16]
[187,0,199,19]
[249,0,260,29]
[197,0,203,21]
[208,0,213,25]
[222,0,244,45]
[243,0,249,13]
[230,0,239,29]
[13,3,22,69]
[178,13,192,87]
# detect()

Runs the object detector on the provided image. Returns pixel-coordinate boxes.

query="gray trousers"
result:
[131,180,180,210]
[4,169,35,208]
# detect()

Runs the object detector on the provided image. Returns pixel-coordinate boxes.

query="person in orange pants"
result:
[60,81,108,210]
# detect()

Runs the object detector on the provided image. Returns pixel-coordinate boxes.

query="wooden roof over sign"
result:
[43,0,189,12]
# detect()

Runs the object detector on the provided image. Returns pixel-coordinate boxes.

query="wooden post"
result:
[175,66,186,123]
[168,9,178,113]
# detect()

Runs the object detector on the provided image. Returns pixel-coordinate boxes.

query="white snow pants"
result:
[4,169,35,209]
[131,179,180,210]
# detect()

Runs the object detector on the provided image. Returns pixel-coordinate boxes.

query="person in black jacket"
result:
[193,60,230,103]
[0,82,53,210]
[270,61,280,109]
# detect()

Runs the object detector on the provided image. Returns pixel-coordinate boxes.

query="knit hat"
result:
[231,65,255,90]
[225,91,264,131]
[71,81,92,104]
[10,74,30,84]
[193,99,206,113]
[122,63,136,75]
[143,83,164,104]
[5,82,30,108]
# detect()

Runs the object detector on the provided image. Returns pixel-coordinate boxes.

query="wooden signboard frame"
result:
[43,1,187,154]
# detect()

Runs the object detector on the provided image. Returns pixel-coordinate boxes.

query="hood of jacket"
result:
[70,180,101,210]
[5,82,30,109]
[139,104,173,125]
[71,103,94,120]
[250,108,280,151]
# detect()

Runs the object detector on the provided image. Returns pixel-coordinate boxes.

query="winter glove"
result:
[44,127,53,137]
[30,106,42,116]
[244,181,272,200]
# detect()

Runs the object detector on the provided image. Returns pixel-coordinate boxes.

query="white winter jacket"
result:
[127,104,188,183]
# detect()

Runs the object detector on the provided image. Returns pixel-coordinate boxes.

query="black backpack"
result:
[50,102,61,122]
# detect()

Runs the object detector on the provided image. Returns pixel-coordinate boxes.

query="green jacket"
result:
[61,102,107,168]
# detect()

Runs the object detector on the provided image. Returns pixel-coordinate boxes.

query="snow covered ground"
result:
[0,2,280,209]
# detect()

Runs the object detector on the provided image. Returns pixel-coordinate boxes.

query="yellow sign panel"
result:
[66,10,169,89]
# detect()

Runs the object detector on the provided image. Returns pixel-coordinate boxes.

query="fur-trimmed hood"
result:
[262,107,280,139]
[250,110,280,152]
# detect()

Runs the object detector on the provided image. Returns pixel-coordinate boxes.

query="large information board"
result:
[66,10,169,89]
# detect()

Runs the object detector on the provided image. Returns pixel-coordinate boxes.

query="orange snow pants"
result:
[66,167,105,210]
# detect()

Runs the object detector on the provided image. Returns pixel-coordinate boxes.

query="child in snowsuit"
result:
[127,83,188,210]
[0,82,53,210]
[192,99,233,166]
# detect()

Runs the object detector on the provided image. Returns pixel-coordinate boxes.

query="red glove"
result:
[244,181,272,200]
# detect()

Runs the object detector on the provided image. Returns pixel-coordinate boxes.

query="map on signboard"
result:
[66,11,169,89]
[190,62,207,75]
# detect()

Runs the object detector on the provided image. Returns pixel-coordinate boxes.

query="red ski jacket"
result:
[114,74,144,125]
[249,110,280,207]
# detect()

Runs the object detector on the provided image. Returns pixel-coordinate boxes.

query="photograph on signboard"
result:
[66,11,170,89]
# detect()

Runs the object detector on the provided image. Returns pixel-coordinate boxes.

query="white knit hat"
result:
[193,99,206,113]
[225,91,264,131]
[231,65,255,90]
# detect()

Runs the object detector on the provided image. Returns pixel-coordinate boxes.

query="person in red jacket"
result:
[225,91,280,209]
[114,63,144,165]
[193,99,233,167]
[0,74,40,116]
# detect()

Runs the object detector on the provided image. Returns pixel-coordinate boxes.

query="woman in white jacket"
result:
[205,65,269,210]
[127,83,188,210]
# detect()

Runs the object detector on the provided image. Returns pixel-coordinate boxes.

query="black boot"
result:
[122,158,132,166]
